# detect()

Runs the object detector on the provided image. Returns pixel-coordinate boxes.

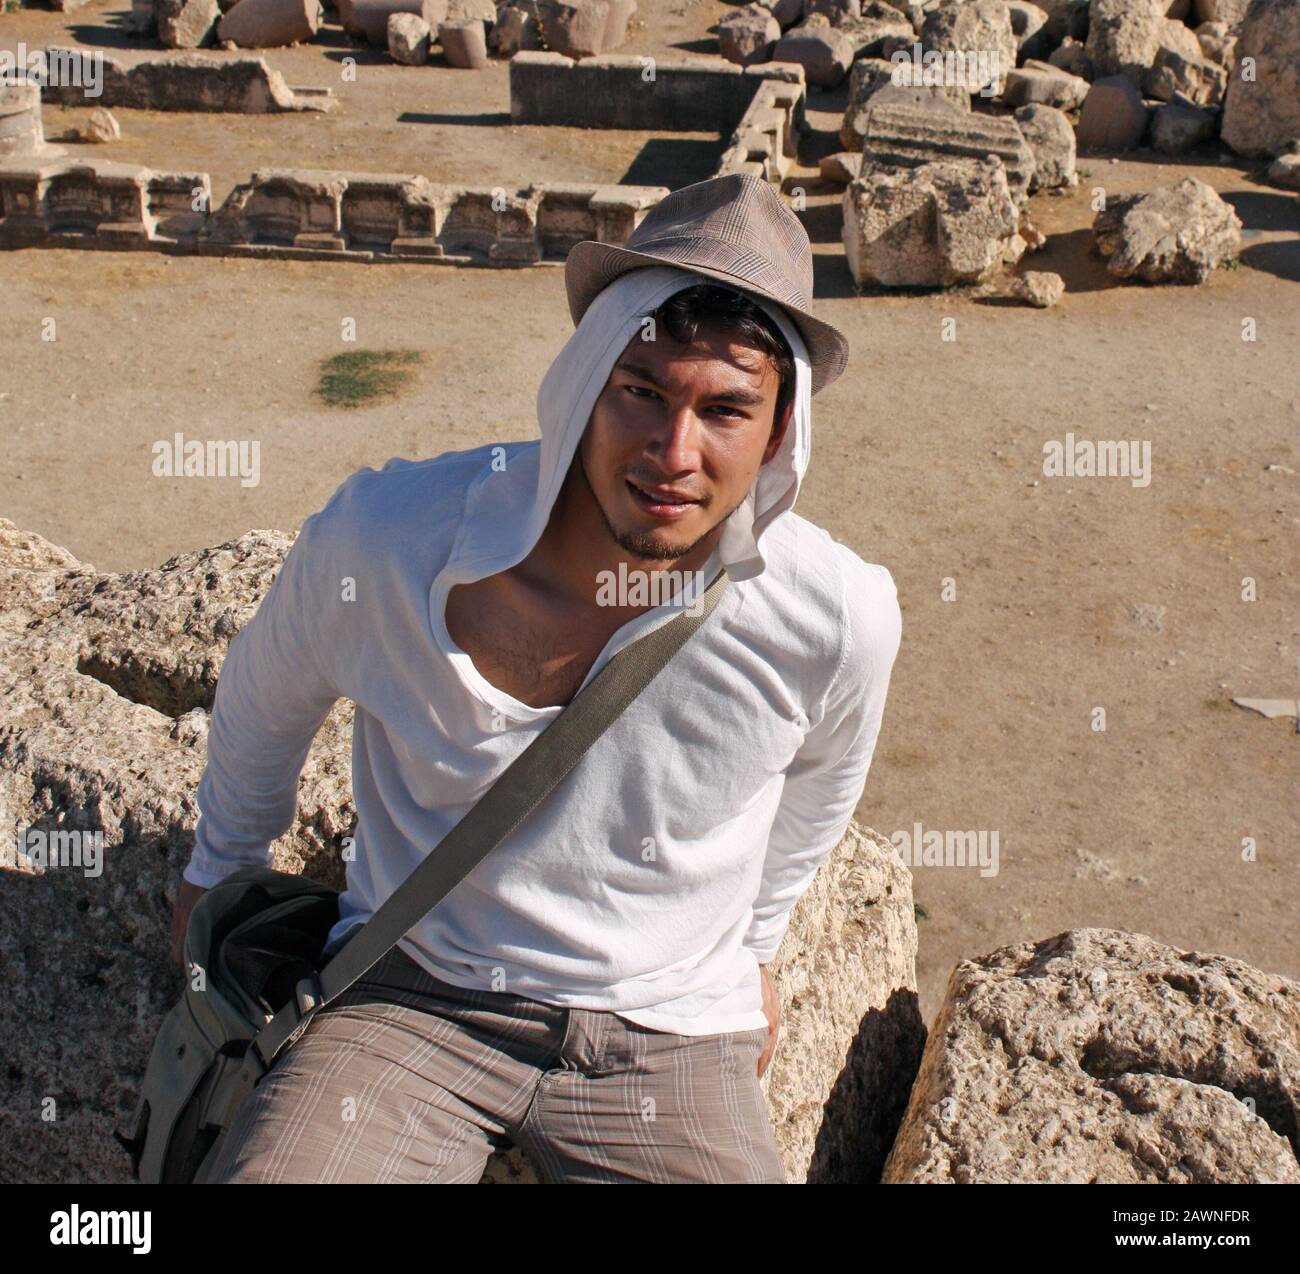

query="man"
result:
[177,174,902,1184]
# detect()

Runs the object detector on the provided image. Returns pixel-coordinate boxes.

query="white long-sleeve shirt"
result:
[184,265,902,1035]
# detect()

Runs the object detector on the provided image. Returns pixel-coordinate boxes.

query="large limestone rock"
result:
[838,1,915,59]
[1076,75,1151,152]
[839,57,970,151]
[859,99,1037,204]
[440,16,490,67]
[0,520,923,1185]
[920,0,1017,97]
[772,16,856,88]
[389,12,433,62]
[719,3,781,67]
[1221,0,1300,159]
[217,0,324,47]
[1142,45,1228,108]
[1014,102,1075,191]
[1150,94,1216,153]
[1001,60,1089,110]
[883,929,1300,1183]
[1086,0,1201,83]
[1093,177,1243,284]
[843,156,1025,288]
[535,0,628,58]
[157,0,222,47]
[489,3,544,55]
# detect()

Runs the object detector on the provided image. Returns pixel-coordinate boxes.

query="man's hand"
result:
[757,964,780,1079]
[170,880,207,970]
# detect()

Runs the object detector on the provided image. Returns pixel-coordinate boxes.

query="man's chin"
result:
[604,500,712,562]
[609,524,701,562]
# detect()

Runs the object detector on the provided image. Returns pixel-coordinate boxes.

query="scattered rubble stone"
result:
[882,929,1300,1184]
[1142,46,1228,108]
[389,12,433,62]
[1077,75,1151,153]
[1014,103,1076,191]
[1093,176,1243,284]
[772,17,856,89]
[860,98,1037,205]
[1266,148,1300,192]
[837,3,915,60]
[1221,0,1300,159]
[1001,61,1088,111]
[1086,0,1202,84]
[439,16,490,67]
[842,156,1024,288]
[157,0,222,48]
[489,4,544,55]
[217,0,324,47]
[920,0,1017,98]
[79,108,122,144]
[1150,94,1216,154]
[719,4,781,67]
[1010,269,1064,307]
[839,57,969,151]
[535,0,630,59]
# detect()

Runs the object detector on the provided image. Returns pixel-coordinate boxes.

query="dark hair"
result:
[645,283,795,434]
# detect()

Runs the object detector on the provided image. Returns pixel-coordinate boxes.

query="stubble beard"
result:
[580,449,741,564]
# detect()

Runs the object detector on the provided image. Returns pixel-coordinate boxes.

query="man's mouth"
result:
[625,477,700,520]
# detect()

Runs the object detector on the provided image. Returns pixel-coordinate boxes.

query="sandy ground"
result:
[1,3,1297,1027]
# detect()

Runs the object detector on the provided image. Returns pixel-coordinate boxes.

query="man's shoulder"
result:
[767,512,898,609]
[304,443,528,552]
[767,512,901,683]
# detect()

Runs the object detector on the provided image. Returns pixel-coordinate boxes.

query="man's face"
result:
[576,322,792,563]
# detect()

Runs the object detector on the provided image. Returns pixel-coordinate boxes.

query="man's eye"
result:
[625,385,659,400]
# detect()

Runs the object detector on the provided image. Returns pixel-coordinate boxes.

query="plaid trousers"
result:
[203,941,786,1184]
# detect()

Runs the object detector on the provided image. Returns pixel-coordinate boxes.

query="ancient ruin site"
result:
[0,0,1297,1191]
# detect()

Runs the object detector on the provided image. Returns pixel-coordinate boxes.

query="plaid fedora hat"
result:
[564,174,850,396]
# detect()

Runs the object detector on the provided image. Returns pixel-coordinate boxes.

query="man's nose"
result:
[646,406,704,471]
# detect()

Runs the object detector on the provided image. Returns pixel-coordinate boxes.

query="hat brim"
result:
[565,239,849,397]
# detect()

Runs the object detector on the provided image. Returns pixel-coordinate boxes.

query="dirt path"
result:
[1,2,1297,1026]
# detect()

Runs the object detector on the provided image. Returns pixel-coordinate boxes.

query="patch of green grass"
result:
[1,1,21,12]
[316,349,424,409]
[1078,167,1094,180]
[914,902,929,922]
[1221,257,1242,271]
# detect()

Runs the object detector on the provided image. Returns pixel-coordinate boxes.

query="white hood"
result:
[442,264,812,591]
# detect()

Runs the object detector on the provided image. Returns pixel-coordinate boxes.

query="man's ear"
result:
[762,398,793,465]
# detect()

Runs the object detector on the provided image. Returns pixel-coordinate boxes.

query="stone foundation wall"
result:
[36,48,334,114]
[0,56,805,264]
[509,51,806,184]
[0,157,665,264]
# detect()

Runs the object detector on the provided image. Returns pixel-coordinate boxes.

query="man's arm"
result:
[743,557,902,965]
[182,509,342,889]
